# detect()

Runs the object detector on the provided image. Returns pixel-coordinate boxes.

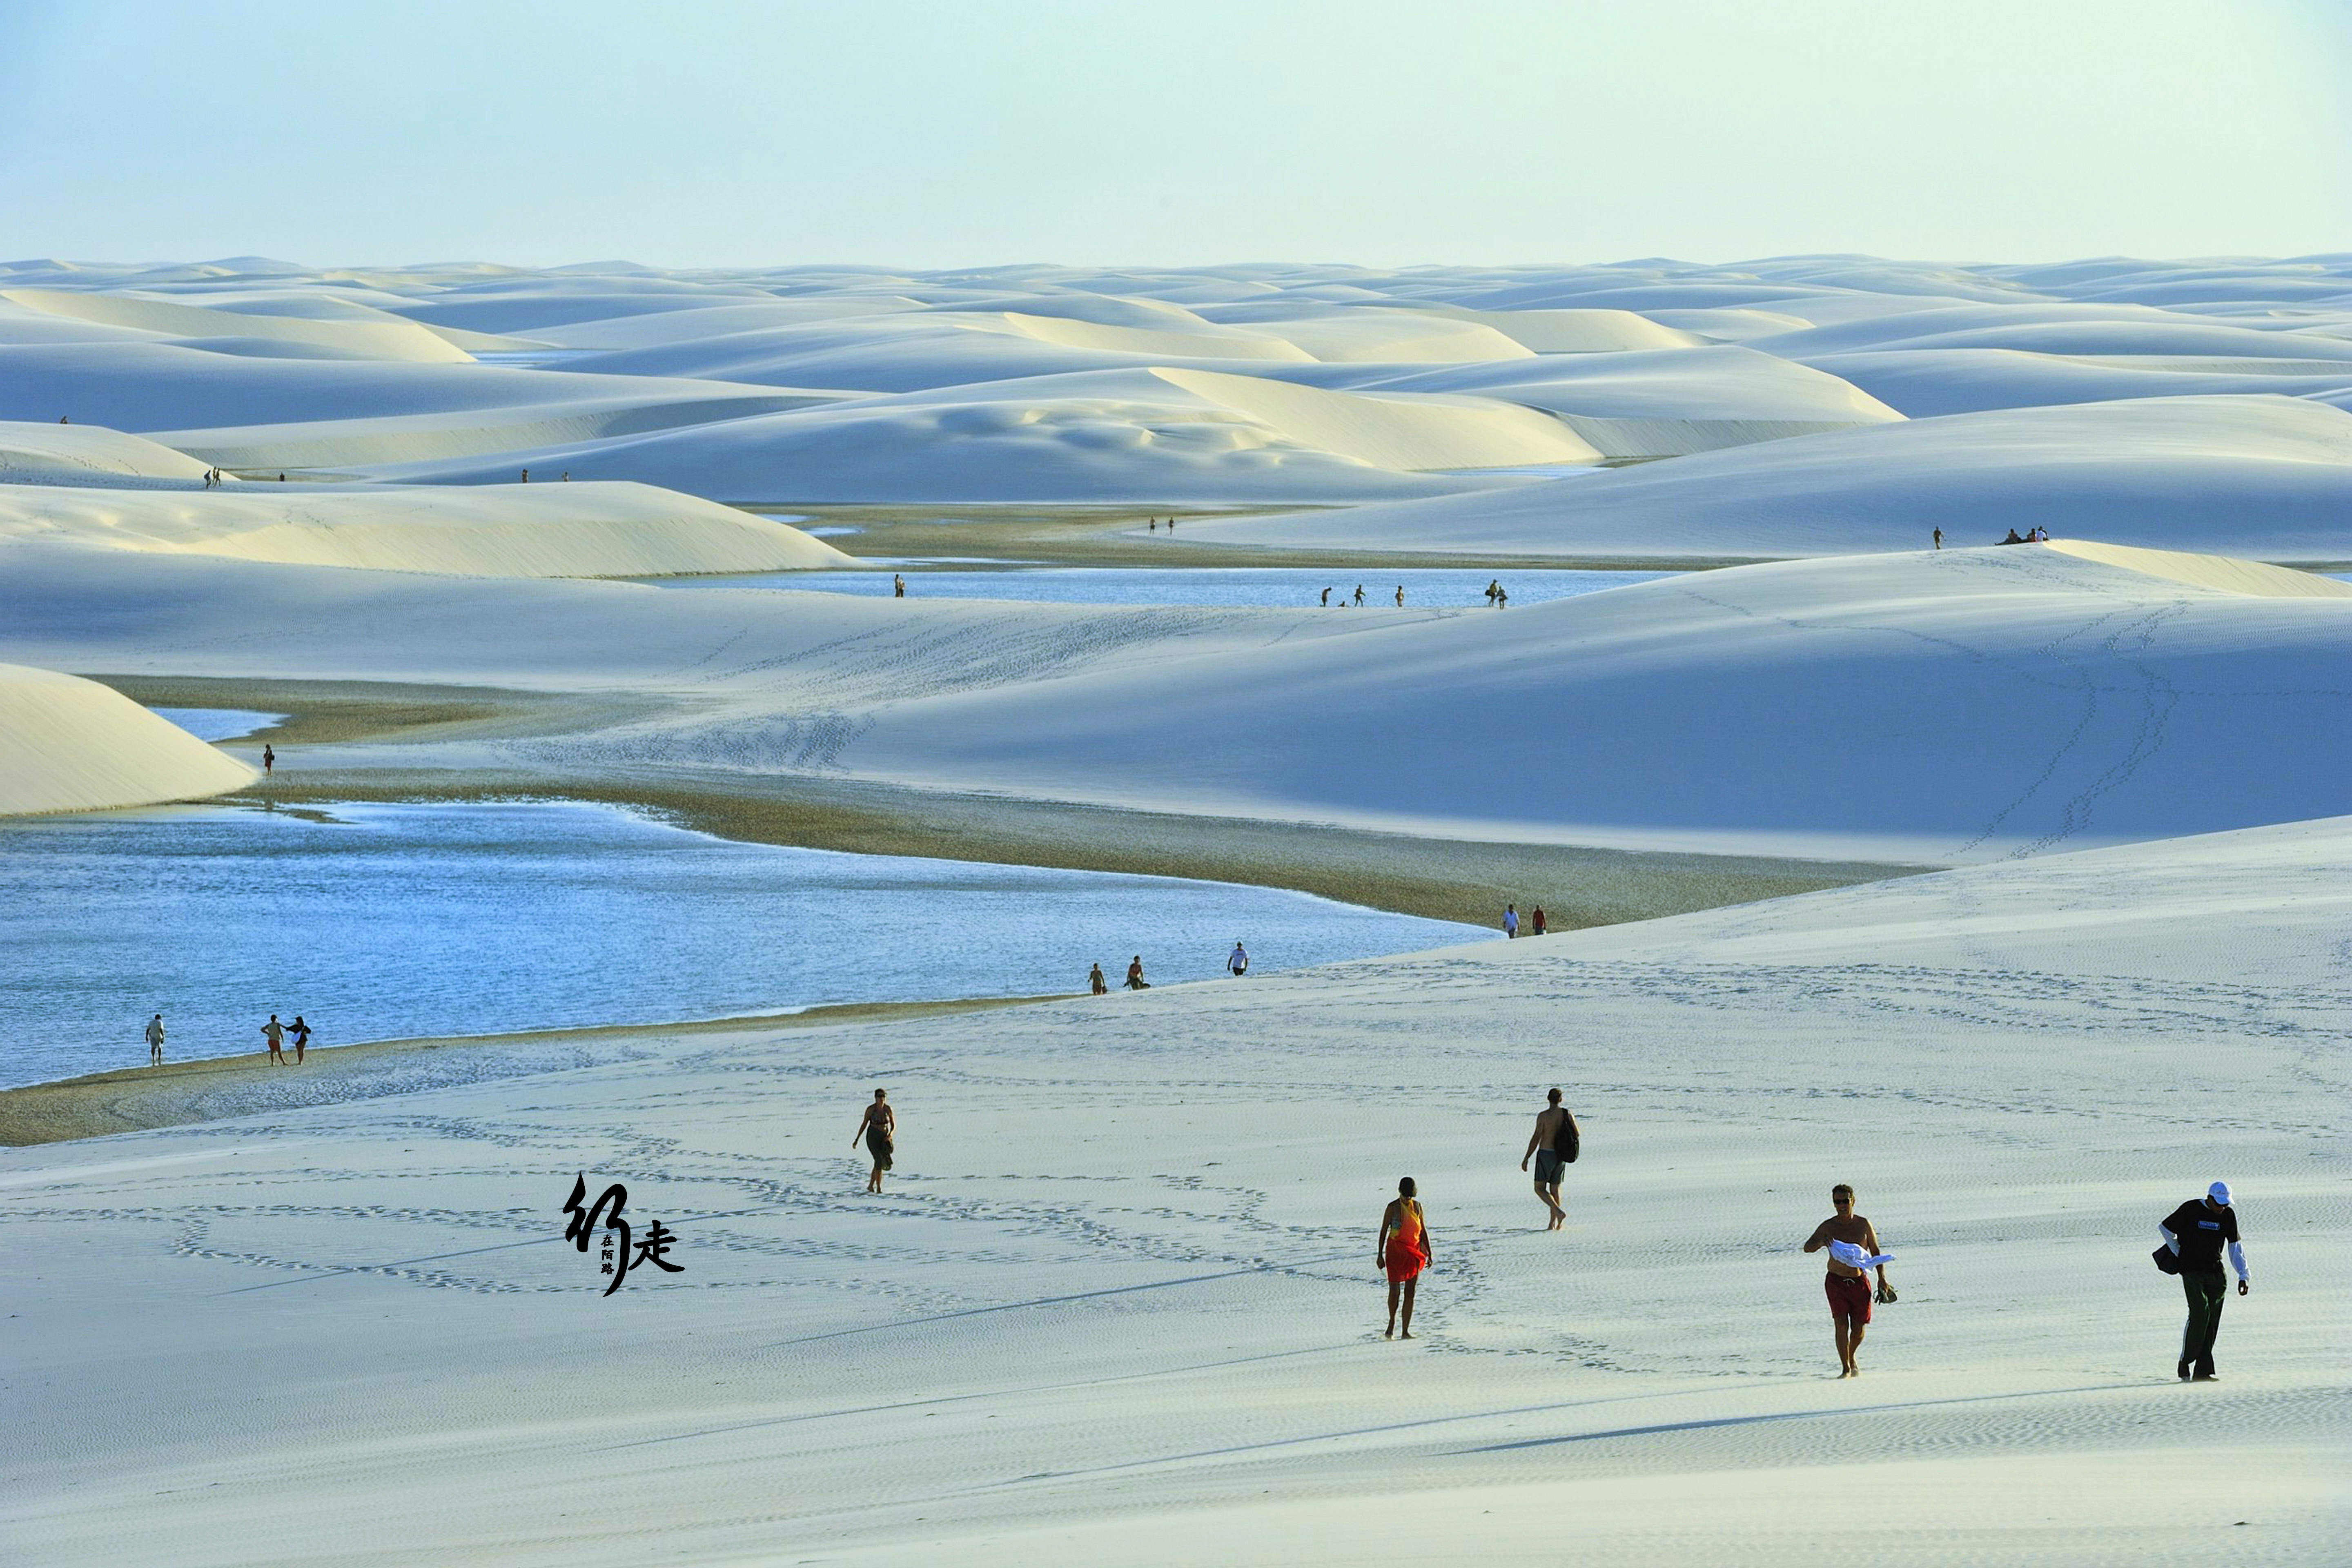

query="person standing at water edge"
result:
[1520,1088,1579,1229]
[263,1014,287,1065]
[1089,962,1107,994]
[1394,585,1404,607]
[853,1089,895,1193]
[262,744,275,777]
[2160,1182,2249,1381]
[1378,1177,1432,1339]
[893,573,905,599]
[1503,904,1518,939]
[1353,584,1365,606]
[1804,1184,1893,1377]
[1227,941,1249,977]
[290,1015,311,1064]
[145,1013,165,1066]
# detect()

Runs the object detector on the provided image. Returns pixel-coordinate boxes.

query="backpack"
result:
[1558,1111,1581,1165]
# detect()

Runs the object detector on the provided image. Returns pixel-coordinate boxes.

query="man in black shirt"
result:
[2159,1181,2250,1381]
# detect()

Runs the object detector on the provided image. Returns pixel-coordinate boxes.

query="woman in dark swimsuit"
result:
[853,1089,895,1193]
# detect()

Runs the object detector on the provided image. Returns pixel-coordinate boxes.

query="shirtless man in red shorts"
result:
[1803,1183,1890,1377]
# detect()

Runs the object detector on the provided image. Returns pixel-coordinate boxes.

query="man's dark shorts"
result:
[1825,1272,1873,1326]
[1534,1151,1565,1185]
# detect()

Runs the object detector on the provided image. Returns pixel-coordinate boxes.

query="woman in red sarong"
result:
[1377,1177,1432,1339]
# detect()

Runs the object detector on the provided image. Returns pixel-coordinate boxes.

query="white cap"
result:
[2208,1181,2232,1205]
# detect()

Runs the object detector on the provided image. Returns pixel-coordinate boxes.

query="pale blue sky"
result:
[2,0,2344,268]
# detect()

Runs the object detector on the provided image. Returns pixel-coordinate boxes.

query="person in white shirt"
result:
[1227,942,1249,977]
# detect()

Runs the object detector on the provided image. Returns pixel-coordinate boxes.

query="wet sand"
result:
[0,994,1060,1146]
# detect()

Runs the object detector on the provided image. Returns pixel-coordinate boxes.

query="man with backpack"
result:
[2158,1182,2250,1381]
[1519,1088,1579,1229]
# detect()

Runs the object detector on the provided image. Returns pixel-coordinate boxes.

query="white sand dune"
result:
[1348,345,1904,457]
[0,540,2341,865]
[352,376,1552,503]
[0,662,254,815]
[5,812,2344,1562]
[1,286,474,363]
[1185,396,2352,564]
[0,420,214,488]
[2,256,2345,513]
[820,546,2352,863]
[0,480,854,578]
[1148,366,1599,470]
[1801,348,2352,418]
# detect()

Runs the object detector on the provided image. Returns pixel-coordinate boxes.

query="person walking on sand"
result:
[262,744,275,777]
[146,1013,165,1066]
[263,1014,287,1065]
[1320,586,1331,607]
[1503,904,1519,939]
[1530,906,1547,937]
[1804,1183,1893,1377]
[1125,955,1149,990]
[1089,962,1108,995]
[1353,585,1365,606]
[1394,585,1404,607]
[1932,528,1942,550]
[894,573,906,599]
[1520,1088,1579,1229]
[1484,579,1499,606]
[2160,1181,2249,1381]
[1494,584,1508,608]
[853,1089,895,1193]
[290,1015,311,1064]
[1227,940,1249,977]
[1378,1177,1432,1339]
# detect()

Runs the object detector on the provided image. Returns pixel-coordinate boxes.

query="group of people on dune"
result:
[857,1081,2254,1380]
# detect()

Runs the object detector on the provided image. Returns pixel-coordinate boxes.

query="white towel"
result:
[1829,1240,1894,1272]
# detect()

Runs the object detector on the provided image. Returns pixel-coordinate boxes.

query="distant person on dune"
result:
[1520,1088,1579,1229]
[1495,584,1508,608]
[1395,585,1404,607]
[854,1089,895,1193]
[1354,585,1365,605]
[1089,962,1107,995]
[1484,579,1499,606]
[2159,1182,2249,1381]
[1932,528,1942,549]
[1503,904,1519,939]
[263,1014,287,1065]
[1530,906,1547,936]
[1149,519,1157,531]
[1804,1183,1893,1377]
[1227,941,1249,977]
[290,1015,311,1064]
[893,573,906,598]
[1378,1177,1432,1339]
[1125,956,1149,990]
[1320,587,1331,606]
[262,744,275,777]
[2000,528,2024,544]
[146,1013,165,1066]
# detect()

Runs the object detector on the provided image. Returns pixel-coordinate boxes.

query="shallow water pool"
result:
[0,800,1480,1088]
